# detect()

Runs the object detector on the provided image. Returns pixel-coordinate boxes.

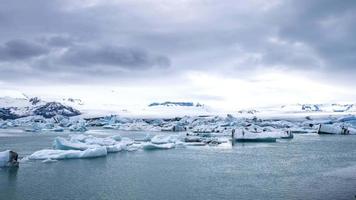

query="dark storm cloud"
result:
[0,0,355,84]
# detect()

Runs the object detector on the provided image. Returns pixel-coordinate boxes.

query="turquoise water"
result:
[1,129,356,200]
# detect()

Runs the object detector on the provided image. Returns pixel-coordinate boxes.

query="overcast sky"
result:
[0,0,355,109]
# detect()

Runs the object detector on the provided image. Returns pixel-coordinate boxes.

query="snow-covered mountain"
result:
[0,94,81,120]
[142,101,211,118]
[148,101,203,107]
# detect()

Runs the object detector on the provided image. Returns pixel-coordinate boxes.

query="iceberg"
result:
[110,135,122,141]
[184,136,203,143]
[142,142,175,150]
[0,150,10,167]
[0,150,19,167]
[28,147,107,160]
[69,121,87,132]
[150,134,178,144]
[103,124,119,129]
[82,136,116,146]
[54,135,137,153]
[53,137,100,150]
[52,127,64,132]
[317,124,349,134]
[106,144,125,153]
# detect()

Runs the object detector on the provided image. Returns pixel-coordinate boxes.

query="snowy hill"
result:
[0,95,81,120]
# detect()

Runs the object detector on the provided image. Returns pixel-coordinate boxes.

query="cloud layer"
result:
[0,0,355,85]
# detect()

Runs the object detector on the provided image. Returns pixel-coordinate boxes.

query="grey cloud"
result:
[274,0,356,71]
[0,37,171,84]
[0,0,355,85]
[0,39,49,61]
[44,35,73,47]
[60,45,170,69]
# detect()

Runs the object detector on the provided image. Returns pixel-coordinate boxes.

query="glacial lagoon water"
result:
[0,129,356,200]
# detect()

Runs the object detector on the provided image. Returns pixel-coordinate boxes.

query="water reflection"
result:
[0,167,18,200]
[7,167,19,182]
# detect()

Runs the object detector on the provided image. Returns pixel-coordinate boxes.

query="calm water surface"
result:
[0,129,355,200]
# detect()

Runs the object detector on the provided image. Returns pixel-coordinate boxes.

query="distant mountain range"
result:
[1,92,356,120]
[239,103,356,114]
[148,102,204,107]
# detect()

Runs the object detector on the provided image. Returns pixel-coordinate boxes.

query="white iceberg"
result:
[106,143,125,153]
[28,147,107,160]
[150,134,177,144]
[53,137,100,150]
[0,150,10,167]
[142,142,175,150]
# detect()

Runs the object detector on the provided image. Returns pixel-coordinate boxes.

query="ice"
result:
[53,137,100,150]
[24,122,43,132]
[42,158,58,163]
[106,144,125,153]
[82,136,116,146]
[0,150,10,167]
[142,142,175,150]
[124,143,143,151]
[184,142,206,146]
[235,129,285,139]
[28,147,107,160]
[150,134,178,144]
[52,127,64,132]
[103,124,119,129]
[55,135,138,153]
[120,137,135,146]
[110,135,122,141]
[161,124,186,132]
[29,134,145,163]
[69,121,87,132]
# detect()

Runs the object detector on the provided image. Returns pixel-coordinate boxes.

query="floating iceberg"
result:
[29,134,143,162]
[0,150,10,167]
[142,142,175,150]
[317,124,352,134]
[69,121,87,132]
[150,134,177,144]
[53,137,100,150]
[29,147,107,160]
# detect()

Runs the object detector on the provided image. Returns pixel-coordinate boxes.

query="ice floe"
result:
[142,142,175,150]
[29,147,107,160]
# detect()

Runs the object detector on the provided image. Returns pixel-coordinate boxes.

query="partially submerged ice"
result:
[317,123,356,135]
[142,142,175,150]
[28,134,137,161]
[0,150,19,167]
